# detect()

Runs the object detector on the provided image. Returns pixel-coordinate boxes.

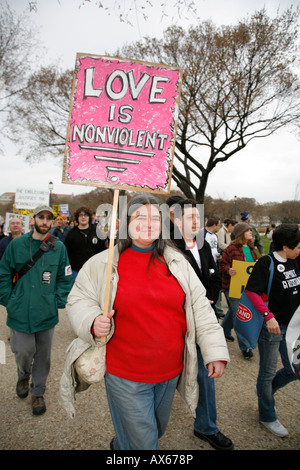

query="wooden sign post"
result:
[62,54,182,338]
[101,188,119,341]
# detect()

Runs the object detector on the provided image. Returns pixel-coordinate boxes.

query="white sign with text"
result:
[15,188,49,210]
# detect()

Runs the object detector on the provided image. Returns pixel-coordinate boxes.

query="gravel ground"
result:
[0,300,299,452]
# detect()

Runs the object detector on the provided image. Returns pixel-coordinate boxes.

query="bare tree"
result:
[28,0,199,25]
[273,200,300,224]
[8,67,72,160]
[0,2,41,146]
[7,6,300,205]
[121,8,300,202]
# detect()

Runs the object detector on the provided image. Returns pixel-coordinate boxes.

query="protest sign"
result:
[62,54,182,193]
[286,306,300,379]
[14,188,49,210]
[0,340,5,365]
[229,260,255,299]
[53,205,60,218]
[60,204,69,215]
[5,212,31,233]
[13,208,33,217]
[52,204,70,220]
[62,54,182,340]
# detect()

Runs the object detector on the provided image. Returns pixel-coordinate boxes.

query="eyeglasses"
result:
[37,215,53,221]
[78,213,88,217]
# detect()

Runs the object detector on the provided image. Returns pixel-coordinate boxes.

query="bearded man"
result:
[0,206,72,415]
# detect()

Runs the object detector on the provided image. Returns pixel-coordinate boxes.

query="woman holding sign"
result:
[219,222,258,358]
[244,224,300,437]
[66,194,229,451]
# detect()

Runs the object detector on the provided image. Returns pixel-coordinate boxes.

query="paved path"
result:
[0,304,299,451]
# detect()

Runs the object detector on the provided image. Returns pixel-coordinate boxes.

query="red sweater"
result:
[106,247,187,382]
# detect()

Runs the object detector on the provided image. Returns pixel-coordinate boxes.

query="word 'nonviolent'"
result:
[72,124,169,151]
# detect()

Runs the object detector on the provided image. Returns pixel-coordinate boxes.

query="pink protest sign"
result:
[62,54,182,193]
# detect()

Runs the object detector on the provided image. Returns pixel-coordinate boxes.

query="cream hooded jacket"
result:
[62,244,230,418]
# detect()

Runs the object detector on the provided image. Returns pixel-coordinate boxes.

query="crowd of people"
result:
[0,196,299,450]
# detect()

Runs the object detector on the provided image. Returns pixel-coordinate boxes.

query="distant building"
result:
[0,193,15,205]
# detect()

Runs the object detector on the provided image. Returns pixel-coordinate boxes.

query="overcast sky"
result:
[1,0,300,204]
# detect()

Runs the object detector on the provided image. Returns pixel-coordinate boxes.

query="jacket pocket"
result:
[39,261,59,295]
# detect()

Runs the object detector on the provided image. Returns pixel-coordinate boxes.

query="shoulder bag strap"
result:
[266,254,275,298]
[13,234,56,285]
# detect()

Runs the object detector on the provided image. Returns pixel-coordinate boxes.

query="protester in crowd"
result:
[237,211,264,256]
[104,218,120,248]
[245,223,300,437]
[266,223,276,253]
[66,194,230,450]
[0,223,5,240]
[172,200,221,316]
[91,211,98,224]
[51,216,71,243]
[219,222,258,358]
[217,218,237,252]
[64,206,107,283]
[216,218,238,320]
[199,216,221,263]
[0,205,72,415]
[0,217,23,260]
[164,194,185,238]
[172,198,233,450]
[199,216,224,319]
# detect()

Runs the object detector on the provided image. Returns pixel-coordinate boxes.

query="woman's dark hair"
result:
[118,194,175,269]
[272,224,300,251]
[74,206,92,224]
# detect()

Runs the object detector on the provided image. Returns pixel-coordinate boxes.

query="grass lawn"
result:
[260,235,271,256]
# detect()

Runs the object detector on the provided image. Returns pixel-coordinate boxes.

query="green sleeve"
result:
[0,243,16,307]
[55,245,73,308]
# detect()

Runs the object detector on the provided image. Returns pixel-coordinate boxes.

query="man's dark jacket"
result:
[172,229,221,304]
[64,224,106,272]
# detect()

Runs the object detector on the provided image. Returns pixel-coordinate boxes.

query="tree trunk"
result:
[194,170,209,204]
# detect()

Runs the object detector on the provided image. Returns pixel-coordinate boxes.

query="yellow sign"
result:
[53,205,60,218]
[13,206,33,216]
[229,260,255,299]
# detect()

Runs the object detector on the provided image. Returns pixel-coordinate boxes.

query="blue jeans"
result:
[221,290,238,336]
[194,347,218,435]
[257,323,297,422]
[105,373,179,450]
[222,290,249,352]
